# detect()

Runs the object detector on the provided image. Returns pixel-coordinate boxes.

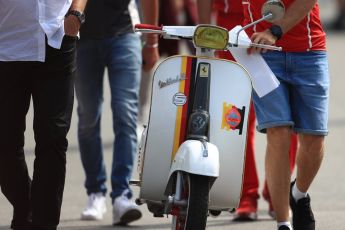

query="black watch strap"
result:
[269,25,283,40]
[66,10,85,25]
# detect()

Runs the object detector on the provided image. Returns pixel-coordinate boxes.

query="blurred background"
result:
[1,0,344,229]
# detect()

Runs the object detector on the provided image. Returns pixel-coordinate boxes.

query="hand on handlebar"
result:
[248,30,278,54]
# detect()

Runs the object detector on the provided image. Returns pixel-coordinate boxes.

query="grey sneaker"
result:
[112,190,142,225]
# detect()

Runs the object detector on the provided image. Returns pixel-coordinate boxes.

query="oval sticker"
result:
[173,92,187,106]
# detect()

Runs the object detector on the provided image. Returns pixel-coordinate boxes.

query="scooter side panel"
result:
[139,56,188,201]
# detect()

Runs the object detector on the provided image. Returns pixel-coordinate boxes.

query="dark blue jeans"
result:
[75,33,141,201]
[0,36,76,230]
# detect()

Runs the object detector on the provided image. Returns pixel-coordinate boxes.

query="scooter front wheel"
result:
[171,171,210,230]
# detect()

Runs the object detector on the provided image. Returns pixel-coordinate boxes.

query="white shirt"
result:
[0,0,72,62]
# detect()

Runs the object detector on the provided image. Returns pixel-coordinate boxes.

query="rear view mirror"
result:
[261,0,285,22]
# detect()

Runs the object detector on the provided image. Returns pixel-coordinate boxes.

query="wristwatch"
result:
[269,25,283,40]
[66,10,85,25]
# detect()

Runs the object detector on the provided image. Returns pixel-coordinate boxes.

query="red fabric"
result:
[241,102,260,198]
[288,134,298,170]
[213,0,243,14]
[214,7,244,62]
[242,0,326,52]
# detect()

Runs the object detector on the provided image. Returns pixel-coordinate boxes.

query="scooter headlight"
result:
[193,25,229,50]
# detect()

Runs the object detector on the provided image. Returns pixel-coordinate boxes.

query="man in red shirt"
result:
[197,0,298,222]
[243,0,329,230]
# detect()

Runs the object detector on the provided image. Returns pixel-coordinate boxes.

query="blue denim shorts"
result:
[252,51,329,135]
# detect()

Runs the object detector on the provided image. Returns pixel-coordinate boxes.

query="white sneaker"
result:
[81,192,107,220]
[113,190,142,225]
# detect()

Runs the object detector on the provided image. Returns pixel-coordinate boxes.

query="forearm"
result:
[140,0,160,71]
[141,0,159,44]
[276,0,317,34]
[64,0,87,36]
[197,0,213,24]
[70,0,88,12]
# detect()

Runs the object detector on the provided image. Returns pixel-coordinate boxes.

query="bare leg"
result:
[295,134,324,192]
[265,126,291,222]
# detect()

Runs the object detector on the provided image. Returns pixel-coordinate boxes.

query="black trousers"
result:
[0,36,76,230]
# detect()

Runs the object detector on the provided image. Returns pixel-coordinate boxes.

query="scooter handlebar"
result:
[134,24,282,51]
[248,43,283,51]
[134,24,196,39]
[228,26,282,51]
[134,24,163,31]
[134,24,165,34]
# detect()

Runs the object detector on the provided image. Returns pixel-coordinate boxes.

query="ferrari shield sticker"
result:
[199,63,209,77]
[221,102,246,135]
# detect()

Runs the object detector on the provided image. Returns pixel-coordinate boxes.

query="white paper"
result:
[228,26,280,97]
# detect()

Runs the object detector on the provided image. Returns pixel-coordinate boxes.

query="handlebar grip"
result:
[134,24,163,30]
[250,43,282,51]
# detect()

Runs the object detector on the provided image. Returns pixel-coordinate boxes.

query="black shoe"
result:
[278,226,290,230]
[289,181,315,230]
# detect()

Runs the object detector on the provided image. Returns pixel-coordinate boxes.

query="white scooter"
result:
[131,1,285,229]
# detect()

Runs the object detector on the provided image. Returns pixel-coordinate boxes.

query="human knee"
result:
[299,134,325,156]
[267,126,292,149]
[112,101,138,126]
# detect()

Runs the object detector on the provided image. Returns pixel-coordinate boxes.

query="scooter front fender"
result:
[169,140,219,178]
[164,140,219,196]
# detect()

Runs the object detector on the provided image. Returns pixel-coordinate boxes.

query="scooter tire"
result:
[172,172,210,230]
